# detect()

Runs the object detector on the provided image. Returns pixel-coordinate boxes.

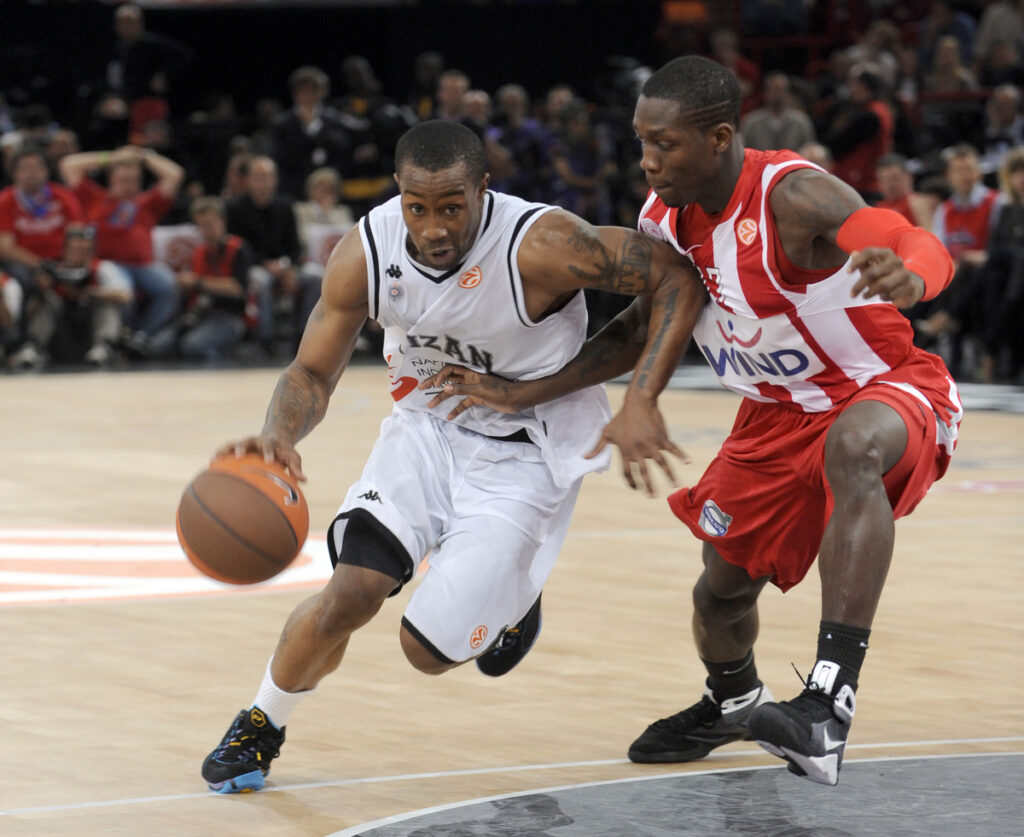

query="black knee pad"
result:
[330,511,413,596]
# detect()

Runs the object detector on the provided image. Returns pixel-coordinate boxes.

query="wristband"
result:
[836,207,954,301]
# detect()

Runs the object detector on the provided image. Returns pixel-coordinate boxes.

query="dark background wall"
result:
[2,0,665,117]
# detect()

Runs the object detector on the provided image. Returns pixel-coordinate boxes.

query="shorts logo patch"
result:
[469,625,488,649]
[699,500,733,536]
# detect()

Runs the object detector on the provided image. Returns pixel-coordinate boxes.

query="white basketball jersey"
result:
[358,190,611,486]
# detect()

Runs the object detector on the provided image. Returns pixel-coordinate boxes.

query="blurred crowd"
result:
[1,0,1023,383]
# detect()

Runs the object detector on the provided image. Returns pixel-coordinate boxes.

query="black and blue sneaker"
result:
[476,594,542,677]
[202,707,285,793]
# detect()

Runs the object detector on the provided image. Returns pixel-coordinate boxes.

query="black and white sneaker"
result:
[747,661,856,786]
[475,595,542,677]
[202,707,285,793]
[628,681,773,763]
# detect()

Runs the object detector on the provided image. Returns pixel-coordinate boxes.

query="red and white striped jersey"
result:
[638,149,961,443]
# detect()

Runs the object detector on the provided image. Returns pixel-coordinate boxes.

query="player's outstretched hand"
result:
[586,396,689,496]
[420,364,529,420]
[848,247,926,309]
[213,436,306,482]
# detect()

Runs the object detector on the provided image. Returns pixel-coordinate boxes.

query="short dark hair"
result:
[394,120,486,182]
[641,55,742,131]
[876,153,908,170]
[9,144,49,173]
[190,196,226,220]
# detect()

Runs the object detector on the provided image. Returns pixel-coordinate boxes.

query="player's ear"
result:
[477,172,490,198]
[709,122,735,155]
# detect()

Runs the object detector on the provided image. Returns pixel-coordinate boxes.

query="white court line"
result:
[325,750,1024,837]
[3,736,1022,817]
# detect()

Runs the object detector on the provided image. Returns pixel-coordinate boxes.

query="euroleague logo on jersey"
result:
[470,624,488,648]
[458,266,482,289]
[639,218,666,241]
[736,218,758,245]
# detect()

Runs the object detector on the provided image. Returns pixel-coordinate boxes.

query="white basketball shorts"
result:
[329,409,581,662]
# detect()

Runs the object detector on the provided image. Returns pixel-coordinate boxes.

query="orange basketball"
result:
[176,453,310,585]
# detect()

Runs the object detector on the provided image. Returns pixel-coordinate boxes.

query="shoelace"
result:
[785,663,834,714]
[214,719,279,762]
[649,695,721,732]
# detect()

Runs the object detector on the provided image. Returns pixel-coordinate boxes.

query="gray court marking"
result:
[4,737,1021,817]
[329,751,1024,837]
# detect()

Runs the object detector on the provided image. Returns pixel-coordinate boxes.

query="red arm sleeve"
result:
[836,206,954,301]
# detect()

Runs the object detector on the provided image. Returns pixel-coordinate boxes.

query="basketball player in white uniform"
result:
[200,119,706,793]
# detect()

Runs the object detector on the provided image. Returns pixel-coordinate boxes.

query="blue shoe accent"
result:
[208,768,266,794]
[202,708,285,793]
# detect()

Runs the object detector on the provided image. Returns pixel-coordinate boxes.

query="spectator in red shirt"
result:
[0,145,83,291]
[153,196,252,363]
[914,144,1001,374]
[13,225,133,371]
[875,153,935,229]
[60,145,183,352]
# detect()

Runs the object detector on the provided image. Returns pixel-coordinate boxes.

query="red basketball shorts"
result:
[667,384,957,591]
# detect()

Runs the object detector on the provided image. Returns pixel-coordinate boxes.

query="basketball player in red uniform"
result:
[425,56,961,786]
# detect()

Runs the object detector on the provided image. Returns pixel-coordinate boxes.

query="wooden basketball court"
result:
[2,363,1022,835]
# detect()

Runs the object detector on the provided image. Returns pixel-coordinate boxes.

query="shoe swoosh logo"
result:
[822,729,845,752]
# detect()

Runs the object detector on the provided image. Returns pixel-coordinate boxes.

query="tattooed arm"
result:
[426,210,706,494]
[215,227,369,480]
[518,209,705,404]
[530,215,707,493]
[422,296,653,416]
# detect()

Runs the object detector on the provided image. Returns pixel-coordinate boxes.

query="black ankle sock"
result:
[703,650,760,700]
[815,621,871,692]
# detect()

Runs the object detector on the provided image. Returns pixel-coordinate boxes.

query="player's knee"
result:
[693,572,758,624]
[824,422,888,489]
[399,625,456,675]
[314,578,388,639]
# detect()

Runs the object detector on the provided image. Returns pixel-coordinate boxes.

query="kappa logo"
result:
[458,265,482,289]
[736,217,758,245]
[359,490,382,503]
[469,625,488,649]
[699,499,733,537]
[385,264,402,279]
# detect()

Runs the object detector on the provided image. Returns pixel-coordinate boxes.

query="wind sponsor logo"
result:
[701,318,811,379]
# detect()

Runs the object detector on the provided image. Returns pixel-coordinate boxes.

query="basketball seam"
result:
[186,483,297,569]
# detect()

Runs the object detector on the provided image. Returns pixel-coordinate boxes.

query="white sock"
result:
[251,657,312,729]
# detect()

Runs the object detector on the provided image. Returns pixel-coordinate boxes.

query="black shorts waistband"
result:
[485,427,533,444]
